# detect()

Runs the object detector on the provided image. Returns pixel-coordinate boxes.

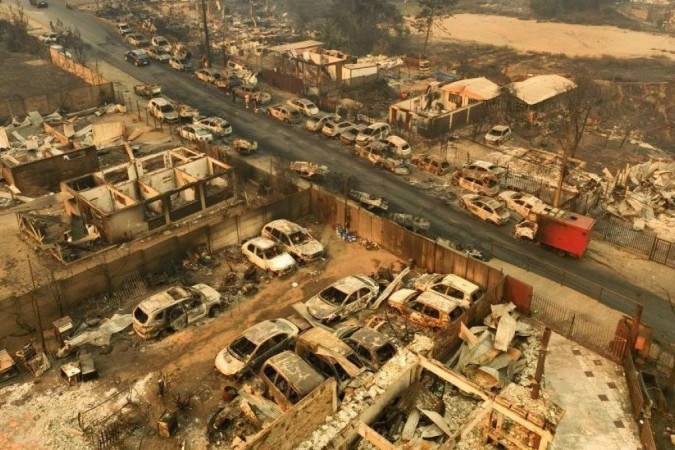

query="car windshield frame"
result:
[319,286,349,306]
[229,336,257,360]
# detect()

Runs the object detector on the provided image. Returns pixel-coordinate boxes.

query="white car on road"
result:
[195,116,232,137]
[460,194,511,225]
[287,98,319,117]
[498,191,552,218]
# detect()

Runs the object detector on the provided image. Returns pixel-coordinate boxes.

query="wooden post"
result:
[27,258,46,352]
[531,327,551,399]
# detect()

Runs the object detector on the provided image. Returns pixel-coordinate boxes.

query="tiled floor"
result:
[545,332,641,450]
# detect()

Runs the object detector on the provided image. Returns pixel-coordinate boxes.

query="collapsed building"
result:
[389,77,502,138]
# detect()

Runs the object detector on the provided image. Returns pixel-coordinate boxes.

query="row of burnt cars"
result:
[130,218,485,412]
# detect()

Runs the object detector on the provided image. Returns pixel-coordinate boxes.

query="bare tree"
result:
[413,0,458,58]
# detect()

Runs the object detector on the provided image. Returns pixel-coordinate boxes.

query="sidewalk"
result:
[487,258,623,330]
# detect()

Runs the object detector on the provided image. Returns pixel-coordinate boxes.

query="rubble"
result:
[602,160,675,240]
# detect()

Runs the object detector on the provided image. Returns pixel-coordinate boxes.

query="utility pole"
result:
[200,0,211,67]
[552,151,567,208]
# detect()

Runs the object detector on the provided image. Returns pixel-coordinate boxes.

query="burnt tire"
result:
[209,305,222,318]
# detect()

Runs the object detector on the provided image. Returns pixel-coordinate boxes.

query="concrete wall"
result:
[2,146,100,195]
[0,189,312,340]
[245,378,337,450]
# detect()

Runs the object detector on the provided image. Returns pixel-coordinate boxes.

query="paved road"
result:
[22,1,675,340]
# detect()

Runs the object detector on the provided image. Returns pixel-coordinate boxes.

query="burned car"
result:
[295,327,368,394]
[336,326,397,371]
[262,219,324,263]
[289,161,329,179]
[132,284,224,339]
[414,273,483,307]
[241,236,297,276]
[260,351,325,411]
[305,275,379,323]
[349,190,389,211]
[388,289,465,330]
[214,319,300,379]
[306,113,340,132]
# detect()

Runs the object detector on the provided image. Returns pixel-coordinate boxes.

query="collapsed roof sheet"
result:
[510,75,577,105]
[441,77,501,101]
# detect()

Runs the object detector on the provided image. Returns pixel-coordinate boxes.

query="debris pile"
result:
[602,160,675,239]
[452,303,539,391]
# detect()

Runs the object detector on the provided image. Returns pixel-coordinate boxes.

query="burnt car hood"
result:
[214,348,246,376]
[306,296,338,321]
[295,240,324,259]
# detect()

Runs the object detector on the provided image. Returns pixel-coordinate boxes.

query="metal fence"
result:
[593,217,675,268]
[531,293,627,362]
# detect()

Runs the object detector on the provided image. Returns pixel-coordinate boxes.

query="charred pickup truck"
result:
[132,284,224,339]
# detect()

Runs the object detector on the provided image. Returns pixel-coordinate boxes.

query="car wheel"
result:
[209,305,222,317]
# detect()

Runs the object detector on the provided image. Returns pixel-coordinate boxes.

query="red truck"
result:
[515,206,595,257]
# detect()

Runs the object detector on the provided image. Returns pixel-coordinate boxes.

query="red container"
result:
[533,209,596,258]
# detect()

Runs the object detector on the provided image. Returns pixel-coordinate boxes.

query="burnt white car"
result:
[287,98,319,117]
[214,318,300,378]
[241,237,297,276]
[262,219,324,263]
[460,194,511,225]
[305,275,379,323]
[306,113,340,132]
[132,284,223,339]
[484,125,512,145]
[178,124,213,143]
[195,116,232,137]
[151,35,172,52]
[267,105,302,123]
[169,57,194,72]
[194,68,223,84]
[414,273,483,307]
[322,120,354,138]
[145,47,171,62]
[463,160,507,178]
[498,191,552,218]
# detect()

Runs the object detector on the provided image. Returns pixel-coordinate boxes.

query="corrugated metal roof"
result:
[441,77,501,100]
[510,75,577,106]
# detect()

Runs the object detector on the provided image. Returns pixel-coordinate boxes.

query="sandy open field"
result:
[432,14,675,60]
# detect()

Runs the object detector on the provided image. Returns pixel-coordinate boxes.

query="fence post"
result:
[531,327,551,399]
[647,236,659,261]
[567,314,576,337]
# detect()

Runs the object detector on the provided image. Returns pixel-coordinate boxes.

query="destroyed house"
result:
[61,148,234,243]
[389,77,501,138]
[507,74,577,121]
[1,146,99,196]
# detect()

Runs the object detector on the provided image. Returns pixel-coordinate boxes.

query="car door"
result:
[406,299,426,323]
[246,243,263,268]
[185,294,207,323]
[250,338,276,371]
[421,305,442,328]
[356,287,375,309]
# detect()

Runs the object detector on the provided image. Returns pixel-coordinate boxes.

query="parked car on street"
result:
[194,68,223,84]
[124,49,150,66]
[388,289,465,330]
[132,284,224,339]
[339,123,369,145]
[116,22,132,36]
[355,122,391,145]
[38,32,58,44]
[336,326,397,371]
[29,0,48,8]
[414,273,483,306]
[305,113,340,132]
[484,125,512,145]
[125,33,149,47]
[195,116,232,137]
[241,236,297,276]
[233,85,272,104]
[498,191,552,218]
[260,351,325,411]
[455,174,500,196]
[322,120,354,138]
[411,154,450,176]
[178,124,213,143]
[145,47,171,62]
[214,319,300,378]
[305,275,379,323]
[383,135,412,159]
[267,104,302,123]
[287,98,319,117]
[134,83,161,98]
[147,97,178,122]
[169,57,194,71]
[460,194,511,225]
[261,219,324,263]
[151,35,172,52]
